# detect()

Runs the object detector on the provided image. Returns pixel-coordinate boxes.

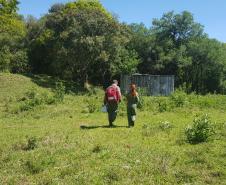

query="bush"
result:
[137,87,148,110]
[159,121,173,131]
[84,96,99,113]
[0,46,11,72]
[25,160,43,174]
[185,114,215,144]
[54,81,65,102]
[87,100,97,113]
[25,136,38,150]
[13,136,38,151]
[18,88,56,112]
[24,154,55,174]
[10,50,29,73]
[92,145,102,153]
[155,98,168,112]
[19,89,42,111]
[170,89,188,107]
[104,169,119,183]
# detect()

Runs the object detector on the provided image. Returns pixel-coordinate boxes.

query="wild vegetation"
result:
[0,73,226,184]
[1,0,226,184]
[1,0,226,92]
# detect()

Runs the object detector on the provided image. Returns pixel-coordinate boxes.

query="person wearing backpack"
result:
[126,83,139,127]
[104,80,122,127]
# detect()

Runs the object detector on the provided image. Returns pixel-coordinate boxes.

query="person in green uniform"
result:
[126,83,139,127]
[104,80,122,127]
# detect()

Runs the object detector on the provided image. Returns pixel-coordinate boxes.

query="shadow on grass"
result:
[25,74,85,94]
[25,74,57,89]
[80,125,128,129]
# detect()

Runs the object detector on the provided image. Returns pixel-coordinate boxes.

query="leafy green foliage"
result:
[24,136,38,151]
[24,160,43,174]
[0,0,19,15]
[1,0,226,94]
[186,38,225,93]
[84,94,102,114]
[159,121,173,131]
[86,98,99,113]
[156,98,169,112]
[0,0,28,73]
[29,0,139,85]
[19,89,44,112]
[137,87,148,110]
[10,50,29,73]
[104,170,119,183]
[152,11,204,45]
[170,89,188,107]
[54,81,65,103]
[128,11,226,94]
[185,114,215,144]
[15,86,64,113]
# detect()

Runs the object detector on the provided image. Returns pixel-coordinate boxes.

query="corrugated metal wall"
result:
[120,74,174,96]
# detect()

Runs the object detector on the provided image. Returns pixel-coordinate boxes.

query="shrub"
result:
[87,100,97,113]
[25,160,43,174]
[185,114,215,144]
[41,92,56,105]
[19,88,43,111]
[10,50,29,73]
[13,136,38,151]
[0,46,11,72]
[170,89,188,107]
[54,81,65,102]
[25,136,38,150]
[12,136,38,151]
[24,155,55,175]
[137,87,148,110]
[92,145,102,153]
[85,97,99,113]
[159,121,173,131]
[156,98,168,112]
[104,169,119,183]
[18,88,59,112]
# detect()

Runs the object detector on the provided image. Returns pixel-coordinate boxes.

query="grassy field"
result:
[0,73,226,185]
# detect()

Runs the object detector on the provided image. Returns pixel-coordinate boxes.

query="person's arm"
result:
[117,86,122,102]
[104,91,107,105]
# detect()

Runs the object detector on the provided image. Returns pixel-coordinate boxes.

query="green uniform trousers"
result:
[127,104,137,127]
[107,102,118,126]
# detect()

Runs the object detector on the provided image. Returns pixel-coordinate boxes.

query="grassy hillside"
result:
[0,73,226,185]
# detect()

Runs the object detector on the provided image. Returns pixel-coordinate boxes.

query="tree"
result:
[129,11,226,94]
[0,0,28,72]
[0,0,19,15]
[186,38,225,93]
[29,0,139,85]
[127,23,154,73]
[135,11,205,87]
[152,11,204,46]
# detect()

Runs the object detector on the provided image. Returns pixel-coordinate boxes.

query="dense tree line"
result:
[0,0,28,73]
[1,0,226,93]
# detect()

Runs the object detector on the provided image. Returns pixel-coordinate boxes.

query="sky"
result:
[18,0,226,43]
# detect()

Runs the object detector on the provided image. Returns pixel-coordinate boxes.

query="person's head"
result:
[112,80,118,86]
[130,83,137,96]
